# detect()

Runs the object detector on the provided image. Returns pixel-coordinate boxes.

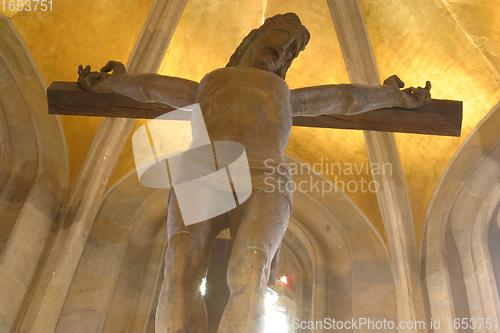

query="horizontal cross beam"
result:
[48,81,462,137]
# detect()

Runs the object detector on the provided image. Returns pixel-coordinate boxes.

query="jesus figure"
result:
[78,13,430,333]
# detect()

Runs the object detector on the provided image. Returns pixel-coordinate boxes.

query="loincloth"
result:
[247,158,293,211]
[167,156,293,215]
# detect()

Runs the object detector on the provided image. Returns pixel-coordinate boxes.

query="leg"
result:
[218,191,290,333]
[156,191,226,333]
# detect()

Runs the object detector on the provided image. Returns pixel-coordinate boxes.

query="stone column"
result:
[327,1,427,331]
[19,1,189,332]
[0,14,68,333]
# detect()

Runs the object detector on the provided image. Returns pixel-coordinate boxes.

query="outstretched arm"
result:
[77,61,199,108]
[290,75,431,117]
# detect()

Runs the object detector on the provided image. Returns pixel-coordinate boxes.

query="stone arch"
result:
[0,14,69,333]
[283,156,396,329]
[421,102,500,325]
[54,170,166,333]
[60,154,396,332]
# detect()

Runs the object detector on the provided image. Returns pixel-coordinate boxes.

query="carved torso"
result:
[188,66,293,199]
[196,66,292,160]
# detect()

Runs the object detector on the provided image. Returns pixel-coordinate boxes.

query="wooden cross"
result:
[47,81,462,137]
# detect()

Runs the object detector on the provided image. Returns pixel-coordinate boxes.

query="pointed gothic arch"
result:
[0,13,69,332]
[421,102,500,323]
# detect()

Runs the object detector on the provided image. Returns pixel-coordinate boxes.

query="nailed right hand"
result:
[383,75,431,109]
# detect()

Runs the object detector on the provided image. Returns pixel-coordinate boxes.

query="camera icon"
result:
[132,103,252,225]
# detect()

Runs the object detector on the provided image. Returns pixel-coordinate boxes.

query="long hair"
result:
[226,13,310,80]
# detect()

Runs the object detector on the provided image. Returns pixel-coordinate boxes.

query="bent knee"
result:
[166,232,210,267]
[227,247,272,293]
[229,247,271,275]
[168,231,197,250]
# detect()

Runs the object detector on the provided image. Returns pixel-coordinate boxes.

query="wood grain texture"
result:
[48,81,175,118]
[48,81,462,136]
[293,99,462,137]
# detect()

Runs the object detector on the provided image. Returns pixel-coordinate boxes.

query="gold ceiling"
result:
[3,0,500,248]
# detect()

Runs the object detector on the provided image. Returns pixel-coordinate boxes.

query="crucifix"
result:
[47,11,461,333]
[48,79,461,137]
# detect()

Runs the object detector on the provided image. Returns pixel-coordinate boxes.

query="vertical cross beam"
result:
[19,1,189,332]
[327,1,427,331]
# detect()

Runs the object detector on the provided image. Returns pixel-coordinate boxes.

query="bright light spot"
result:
[264,288,279,309]
[264,288,287,333]
[264,310,287,333]
[280,276,288,285]
[200,277,207,296]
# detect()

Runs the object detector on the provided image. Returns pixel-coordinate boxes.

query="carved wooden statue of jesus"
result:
[78,13,430,333]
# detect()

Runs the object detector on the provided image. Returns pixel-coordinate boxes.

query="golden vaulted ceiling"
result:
[2,0,500,247]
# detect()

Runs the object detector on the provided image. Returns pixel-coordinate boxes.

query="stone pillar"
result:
[0,14,68,333]
[327,1,427,331]
[19,1,189,332]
